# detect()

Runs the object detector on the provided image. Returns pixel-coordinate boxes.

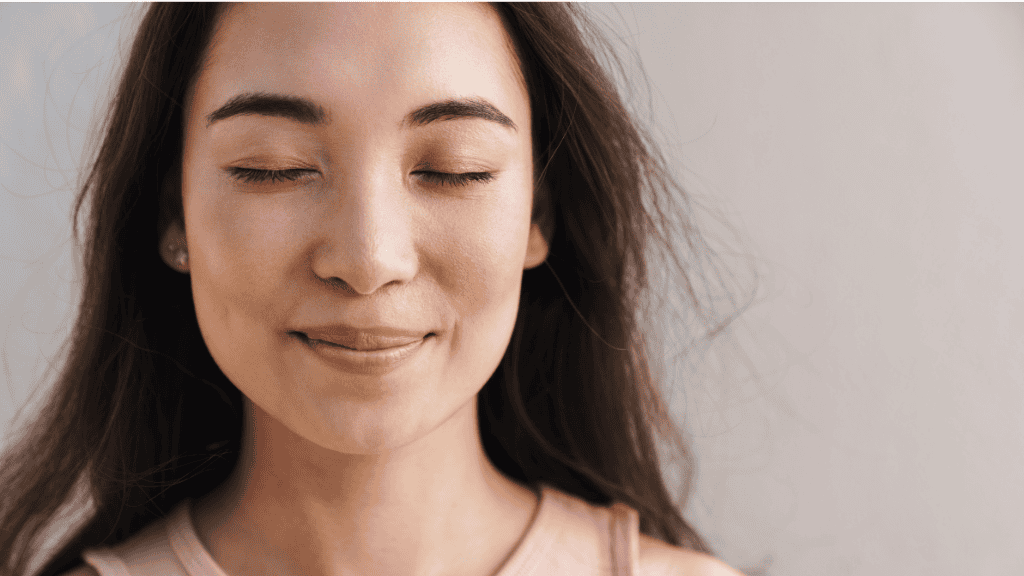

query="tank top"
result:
[80,483,644,576]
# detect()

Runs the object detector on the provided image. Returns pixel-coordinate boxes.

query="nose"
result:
[310,169,418,296]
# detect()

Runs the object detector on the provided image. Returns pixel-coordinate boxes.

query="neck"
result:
[193,396,539,576]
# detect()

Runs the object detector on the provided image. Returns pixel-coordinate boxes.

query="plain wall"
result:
[2,4,1022,575]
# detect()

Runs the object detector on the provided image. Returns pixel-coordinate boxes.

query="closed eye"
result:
[415,171,494,187]
[227,167,315,184]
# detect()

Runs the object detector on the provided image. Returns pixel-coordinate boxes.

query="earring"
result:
[166,240,189,272]
[175,249,189,271]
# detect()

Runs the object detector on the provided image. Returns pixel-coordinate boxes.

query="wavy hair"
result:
[0,4,757,575]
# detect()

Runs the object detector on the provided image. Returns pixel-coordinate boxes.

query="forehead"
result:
[189,3,528,134]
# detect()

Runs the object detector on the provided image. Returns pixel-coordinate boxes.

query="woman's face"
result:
[176,3,547,454]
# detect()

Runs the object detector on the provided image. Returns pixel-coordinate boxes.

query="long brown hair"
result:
[0,4,756,575]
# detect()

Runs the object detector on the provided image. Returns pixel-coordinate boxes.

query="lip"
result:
[293,332,431,375]
[293,325,432,351]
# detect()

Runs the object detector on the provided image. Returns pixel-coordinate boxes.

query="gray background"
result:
[2,4,1022,575]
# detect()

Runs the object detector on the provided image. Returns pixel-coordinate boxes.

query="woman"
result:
[0,4,750,576]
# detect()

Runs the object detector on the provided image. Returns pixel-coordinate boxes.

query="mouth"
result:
[294,332,357,350]
[290,331,433,352]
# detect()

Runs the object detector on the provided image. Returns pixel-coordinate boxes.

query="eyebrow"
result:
[205,92,517,132]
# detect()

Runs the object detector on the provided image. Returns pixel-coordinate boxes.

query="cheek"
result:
[434,188,532,313]
[433,192,532,373]
[186,179,303,339]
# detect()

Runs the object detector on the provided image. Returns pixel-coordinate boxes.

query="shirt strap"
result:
[81,548,133,576]
[609,501,640,576]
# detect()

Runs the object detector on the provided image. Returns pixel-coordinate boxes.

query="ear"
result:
[523,221,549,270]
[157,170,188,273]
[523,179,553,270]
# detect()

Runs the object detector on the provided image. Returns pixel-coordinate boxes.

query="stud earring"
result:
[166,240,189,272]
[175,249,189,271]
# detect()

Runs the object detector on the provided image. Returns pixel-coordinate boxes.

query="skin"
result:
[158,4,548,576]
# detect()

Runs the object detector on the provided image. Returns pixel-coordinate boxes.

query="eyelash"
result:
[414,171,494,187]
[227,168,494,187]
[227,167,312,184]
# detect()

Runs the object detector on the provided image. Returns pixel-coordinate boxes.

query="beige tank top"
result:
[81,483,643,576]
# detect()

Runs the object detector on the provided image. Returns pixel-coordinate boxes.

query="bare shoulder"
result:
[639,534,746,576]
[57,565,101,576]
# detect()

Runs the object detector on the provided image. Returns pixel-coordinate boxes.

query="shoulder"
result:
[639,534,745,576]
[56,566,101,576]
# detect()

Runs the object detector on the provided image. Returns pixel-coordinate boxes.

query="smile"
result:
[292,331,431,375]
[303,335,359,350]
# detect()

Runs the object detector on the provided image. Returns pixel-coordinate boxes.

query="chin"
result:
[292,381,478,456]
